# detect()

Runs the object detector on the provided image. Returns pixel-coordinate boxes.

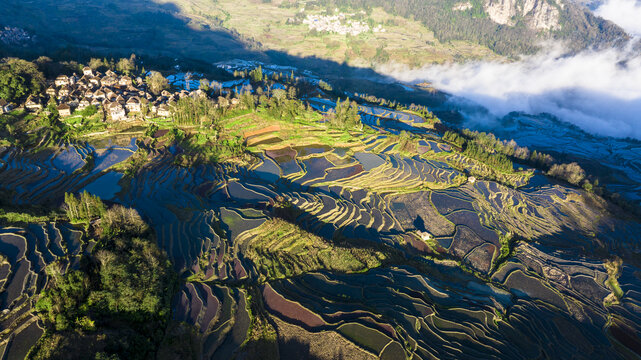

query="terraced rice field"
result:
[2,90,641,358]
[106,121,641,357]
[0,222,86,359]
[0,141,135,204]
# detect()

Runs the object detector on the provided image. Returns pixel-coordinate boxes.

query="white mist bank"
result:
[379,45,641,139]
[595,0,641,36]
[378,0,641,139]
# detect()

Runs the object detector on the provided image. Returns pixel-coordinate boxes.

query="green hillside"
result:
[0,0,628,69]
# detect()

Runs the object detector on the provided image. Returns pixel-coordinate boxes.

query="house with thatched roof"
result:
[54,75,69,87]
[77,98,91,111]
[108,102,126,120]
[67,96,79,108]
[58,86,71,98]
[46,86,57,98]
[0,99,14,114]
[57,103,72,116]
[25,95,42,111]
[126,97,141,113]
[78,75,91,86]
[118,76,132,87]
[102,76,117,87]
[93,89,106,100]
[157,103,171,117]
[89,76,101,87]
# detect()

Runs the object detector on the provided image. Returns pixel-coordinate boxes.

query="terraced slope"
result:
[0,222,85,360]
[108,128,641,358]
[1,80,641,358]
[0,140,135,205]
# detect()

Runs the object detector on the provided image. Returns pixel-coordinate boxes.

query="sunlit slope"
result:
[0,0,498,66]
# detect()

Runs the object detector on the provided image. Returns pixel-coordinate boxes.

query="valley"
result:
[0,58,640,359]
[1,0,640,358]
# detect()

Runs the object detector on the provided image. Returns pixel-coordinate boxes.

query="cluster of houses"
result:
[19,67,211,121]
[302,13,385,36]
[0,26,32,45]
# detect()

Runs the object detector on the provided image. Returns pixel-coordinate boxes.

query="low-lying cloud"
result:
[595,0,641,36]
[378,0,641,140]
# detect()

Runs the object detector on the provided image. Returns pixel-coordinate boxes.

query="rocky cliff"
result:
[485,0,562,30]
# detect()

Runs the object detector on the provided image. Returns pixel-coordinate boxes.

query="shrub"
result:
[145,71,168,95]
[101,205,148,237]
[249,66,263,83]
[64,191,106,223]
[80,105,98,117]
[328,98,360,130]
[548,162,586,185]
[318,80,333,92]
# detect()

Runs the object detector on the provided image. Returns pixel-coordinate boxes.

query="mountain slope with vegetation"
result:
[0,0,628,71]
[318,0,628,55]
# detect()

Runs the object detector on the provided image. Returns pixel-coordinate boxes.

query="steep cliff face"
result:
[485,0,562,30]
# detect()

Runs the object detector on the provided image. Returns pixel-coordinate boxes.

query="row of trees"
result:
[444,130,514,173]
[461,129,554,166]
[463,141,514,173]
[172,96,220,126]
[548,162,586,186]
[88,54,137,76]
[444,129,598,191]
[63,191,105,223]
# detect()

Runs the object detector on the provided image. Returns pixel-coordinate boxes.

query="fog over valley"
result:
[595,0,641,36]
[381,0,641,140]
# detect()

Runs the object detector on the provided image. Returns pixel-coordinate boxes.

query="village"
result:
[302,12,385,36]
[0,26,32,45]
[6,67,237,122]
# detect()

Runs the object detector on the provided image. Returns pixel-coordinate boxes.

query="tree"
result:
[88,58,106,71]
[199,79,211,92]
[249,66,263,83]
[548,162,586,185]
[0,58,45,102]
[116,57,135,75]
[184,72,192,91]
[145,71,169,95]
[330,98,360,130]
[0,70,28,101]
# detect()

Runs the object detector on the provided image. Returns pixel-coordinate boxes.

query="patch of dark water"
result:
[251,156,280,183]
[80,171,124,200]
[353,152,386,171]
[293,144,332,157]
